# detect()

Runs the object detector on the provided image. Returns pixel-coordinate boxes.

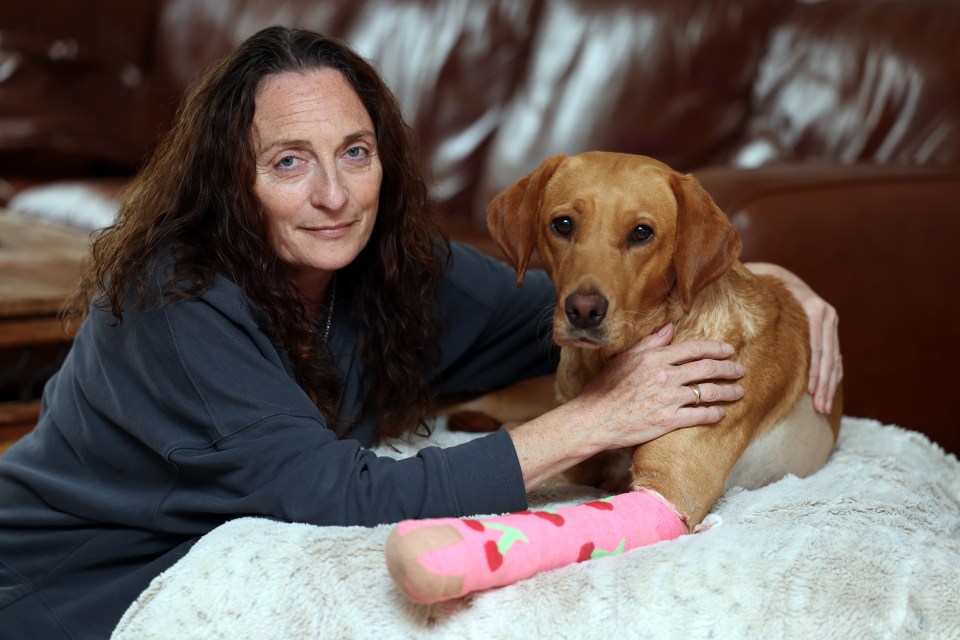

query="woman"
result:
[0,26,840,637]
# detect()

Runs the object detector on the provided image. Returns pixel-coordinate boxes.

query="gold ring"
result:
[690,383,702,407]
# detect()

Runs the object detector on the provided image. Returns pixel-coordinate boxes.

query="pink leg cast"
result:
[385,489,686,604]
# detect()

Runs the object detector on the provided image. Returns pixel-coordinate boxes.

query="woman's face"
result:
[252,68,382,307]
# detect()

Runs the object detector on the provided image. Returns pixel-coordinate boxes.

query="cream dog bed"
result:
[112,417,960,639]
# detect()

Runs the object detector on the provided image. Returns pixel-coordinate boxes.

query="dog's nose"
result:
[564,292,608,329]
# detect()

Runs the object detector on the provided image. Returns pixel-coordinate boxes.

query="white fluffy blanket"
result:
[112,417,960,639]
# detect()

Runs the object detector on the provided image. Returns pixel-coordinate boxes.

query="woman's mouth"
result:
[305,221,353,238]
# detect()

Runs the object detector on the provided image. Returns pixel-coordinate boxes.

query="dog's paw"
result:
[693,513,723,534]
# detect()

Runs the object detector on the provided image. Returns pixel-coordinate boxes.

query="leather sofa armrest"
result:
[694,164,960,454]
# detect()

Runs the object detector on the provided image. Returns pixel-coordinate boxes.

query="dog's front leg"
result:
[629,422,751,529]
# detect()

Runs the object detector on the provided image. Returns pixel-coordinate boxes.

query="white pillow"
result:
[8,180,123,231]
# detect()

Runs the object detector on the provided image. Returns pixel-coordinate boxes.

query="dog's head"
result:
[487,152,741,352]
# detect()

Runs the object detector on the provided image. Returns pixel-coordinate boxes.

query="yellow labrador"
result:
[474,152,842,528]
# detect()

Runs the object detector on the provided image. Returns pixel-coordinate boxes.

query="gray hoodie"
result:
[0,241,558,638]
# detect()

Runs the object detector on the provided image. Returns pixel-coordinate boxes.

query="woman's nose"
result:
[310,165,348,211]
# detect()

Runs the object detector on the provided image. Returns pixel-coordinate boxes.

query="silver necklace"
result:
[322,275,336,343]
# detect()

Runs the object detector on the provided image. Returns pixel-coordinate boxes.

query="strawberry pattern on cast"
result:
[385,489,687,604]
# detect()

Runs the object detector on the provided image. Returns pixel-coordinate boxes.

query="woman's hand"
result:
[508,323,744,490]
[574,323,745,449]
[745,262,842,413]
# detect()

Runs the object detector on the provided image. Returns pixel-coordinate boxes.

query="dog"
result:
[456,151,842,530]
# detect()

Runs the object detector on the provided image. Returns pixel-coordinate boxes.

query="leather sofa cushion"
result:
[0,1,159,175]
[727,0,960,167]
[472,0,783,219]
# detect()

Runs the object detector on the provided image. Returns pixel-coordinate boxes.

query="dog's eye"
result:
[551,217,574,237]
[631,225,654,244]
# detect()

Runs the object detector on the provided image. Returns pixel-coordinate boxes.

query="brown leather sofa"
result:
[2,0,958,454]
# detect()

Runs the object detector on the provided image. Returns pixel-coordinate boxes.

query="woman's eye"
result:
[631,225,654,244]
[275,155,302,171]
[551,216,574,237]
[345,145,369,161]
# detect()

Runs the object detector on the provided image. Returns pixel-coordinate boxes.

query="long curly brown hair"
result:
[64,26,448,439]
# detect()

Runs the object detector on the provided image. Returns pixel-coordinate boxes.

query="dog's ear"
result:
[486,155,566,286]
[669,172,742,313]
